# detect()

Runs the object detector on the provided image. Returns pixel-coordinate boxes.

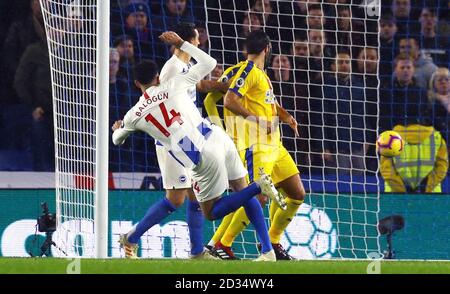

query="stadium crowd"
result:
[0,0,448,192]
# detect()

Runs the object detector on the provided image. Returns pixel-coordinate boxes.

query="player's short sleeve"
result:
[228,62,256,98]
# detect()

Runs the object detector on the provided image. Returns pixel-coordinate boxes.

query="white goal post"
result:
[39,0,109,258]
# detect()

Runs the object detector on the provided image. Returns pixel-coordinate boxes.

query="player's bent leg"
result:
[184,189,208,257]
[269,174,305,260]
[126,196,177,244]
[166,188,189,208]
[167,188,210,258]
[206,212,234,249]
[199,181,260,221]
[242,197,273,254]
[220,207,249,247]
[269,199,278,223]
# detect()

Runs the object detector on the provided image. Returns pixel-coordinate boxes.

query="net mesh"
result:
[40,0,97,257]
[204,0,380,259]
[43,0,384,258]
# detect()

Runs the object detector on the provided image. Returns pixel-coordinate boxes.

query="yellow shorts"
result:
[239,144,299,185]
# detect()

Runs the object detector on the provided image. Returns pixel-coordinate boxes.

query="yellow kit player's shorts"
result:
[239,143,299,185]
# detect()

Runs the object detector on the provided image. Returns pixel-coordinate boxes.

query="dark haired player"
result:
[204,31,306,260]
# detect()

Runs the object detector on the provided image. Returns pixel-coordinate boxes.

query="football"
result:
[376,130,404,157]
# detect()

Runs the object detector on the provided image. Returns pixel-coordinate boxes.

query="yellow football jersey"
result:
[221,60,280,151]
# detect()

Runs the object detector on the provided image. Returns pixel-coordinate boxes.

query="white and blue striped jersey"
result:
[160,54,197,104]
[112,42,217,169]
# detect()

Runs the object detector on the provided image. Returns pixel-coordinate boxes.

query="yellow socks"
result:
[208,212,234,246]
[220,207,250,247]
[269,198,278,223]
[269,197,303,244]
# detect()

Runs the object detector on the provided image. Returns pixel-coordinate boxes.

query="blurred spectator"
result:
[308,29,334,74]
[151,0,195,33]
[211,63,224,80]
[437,0,450,37]
[251,0,273,21]
[114,35,136,79]
[292,34,309,80]
[380,53,430,131]
[166,0,191,17]
[418,7,450,67]
[270,55,293,83]
[240,12,263,38]
[428,68,450,144]
[379,13,399,77]
[109,47,149,172]
[119,2,155,61]
[356,48,378,76]
[306,4,325,30]
[322,52,368,175]
[335,5,365,58]
[306,29,329,168]
[196,23,209,52]
[380,123,448,193]
[399,38,438,88]
[110,48,121,85]
[109,45,139,119]
[392,0,415,36]
[292,35,309,59]
[356,47,379,171]
[279,0,314,30]
[125,2,149,31]
[2,0,45,104]
[251,0,289,52]
[13,38,53,171]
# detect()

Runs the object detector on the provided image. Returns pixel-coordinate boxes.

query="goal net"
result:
[41,0,380,259]
[204,0,381,259]
[39,0,109,258]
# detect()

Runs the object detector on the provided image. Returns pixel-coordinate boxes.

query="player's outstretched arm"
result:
[197,79,230,93]
[111,116,135,146]
[224,90,273,134]
[276,101,299,137]
[204,91,225,129]
[159,31,216,85]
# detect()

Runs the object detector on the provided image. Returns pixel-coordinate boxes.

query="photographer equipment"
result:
[28,202,66,257]
[377,215,405,259]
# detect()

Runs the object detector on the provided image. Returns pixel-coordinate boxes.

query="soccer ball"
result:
[281,204,337,259]
[376,130,404,157]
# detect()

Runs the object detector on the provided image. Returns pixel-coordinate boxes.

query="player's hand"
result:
[286,115,299,137]
[256,117,274,134]
[218,78,232,93]
[159,31,184,48]
[32,107,45,122]
[112,120,122,132]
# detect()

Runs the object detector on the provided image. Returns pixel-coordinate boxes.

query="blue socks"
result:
[127,198,176,244]
[186,199,204,256]
[211,182,261,220]
[243,197,272,253]
[127,197,205,256]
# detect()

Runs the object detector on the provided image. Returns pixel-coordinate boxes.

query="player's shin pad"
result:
[269,197,303,244]
[221,207,250,247]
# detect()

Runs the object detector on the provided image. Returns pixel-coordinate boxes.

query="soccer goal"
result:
[39,0,109,258]
[40,0,380,259]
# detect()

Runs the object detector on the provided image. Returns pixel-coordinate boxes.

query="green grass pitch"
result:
[0,258,449,274]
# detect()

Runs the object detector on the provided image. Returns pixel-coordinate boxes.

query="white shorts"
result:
[156,144,192,189]
[191,126,248,202]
